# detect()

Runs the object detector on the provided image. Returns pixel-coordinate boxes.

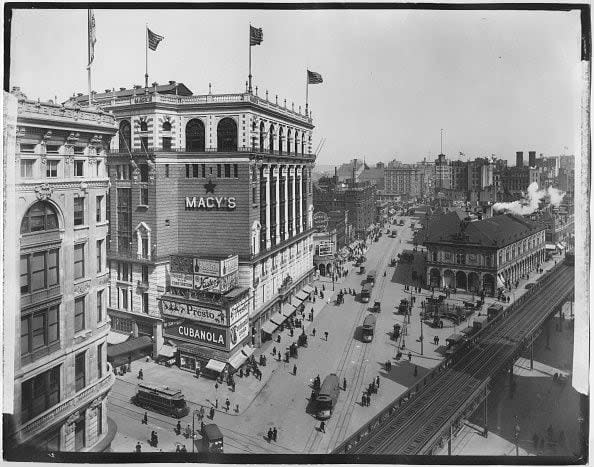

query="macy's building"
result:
[69,81,316,372]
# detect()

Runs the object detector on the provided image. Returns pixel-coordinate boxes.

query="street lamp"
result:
[191,408,203,453]
[420,313,424,356]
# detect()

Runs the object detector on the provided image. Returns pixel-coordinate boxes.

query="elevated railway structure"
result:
[333,262,574,455]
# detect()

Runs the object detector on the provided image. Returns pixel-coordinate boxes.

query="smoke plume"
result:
[493,182,565,215]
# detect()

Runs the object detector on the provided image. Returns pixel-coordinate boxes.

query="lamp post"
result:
[514,416,520,456]
[191,408,203,453]
[420,313,424,356]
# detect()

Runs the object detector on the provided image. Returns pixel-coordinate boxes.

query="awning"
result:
[546,243,557,251]
[302,285,314,295]
[107,331,130,345]
[461,326,475,335]
[295,291,309,301]
[270,312,288,325]
[497,276,505,288]
[261,320,279,335]
[241,345,254,358]
[446,333,464,343]
[205,359,226,373]
[107,335,153,360]
[158,344,177,358]
[228,351,248,370]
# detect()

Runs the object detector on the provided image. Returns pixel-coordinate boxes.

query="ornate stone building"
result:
[424,211,547,296]
[69,81,316,357]
[4,88,117,452]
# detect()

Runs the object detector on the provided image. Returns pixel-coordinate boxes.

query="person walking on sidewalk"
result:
[225,398,230,411]
[142,411,148,425]
[136,442,142,453]
[324,331,329,341]
[343,377,347,391]
[293,364,297,376]
[376,375,380,388]
[267,427,273,443]
[320,421,326,433]
[312,328,316,337]
[273,427,278,442]
[176,420,181,435]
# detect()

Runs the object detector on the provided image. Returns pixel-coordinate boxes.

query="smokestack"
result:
[529,151,536,168]
[516,151,524,167]
[334,166,338,184]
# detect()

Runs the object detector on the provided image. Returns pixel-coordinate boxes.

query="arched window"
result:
[259,121,265,152]
[301,136,304,155]
[163,121,172,131]
[269,124,275,154]
[294,131,299,155]
[279,127,284,155]
[118,120,131,152]
[140,120,148,132]
[21,201,59,234]
[217,118,237,152]
[186,119,205,152]
[287,128,292,155]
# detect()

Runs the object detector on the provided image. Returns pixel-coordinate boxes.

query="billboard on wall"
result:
[171,255,239,278]
[193,272,238,294]
[160,297,227,326]
[229,316,249,350]
[164,319,227,349]
[318,241,334,257]
[170,272,194,289]
[170,255,194,274]
[229,296,249,326]
[313,212,330,232]
[221,256,239,276]
[194,258,220,277]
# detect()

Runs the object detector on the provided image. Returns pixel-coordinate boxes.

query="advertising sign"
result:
[170,255,194,274]
[313,211,329,232]
[160,298,227,326]
[194,258,220,277]
[221,256,239,276]
[193,271,238,294]
[229,316,249,350]
[164,319,226,349]
[318,241,334,257]
[170,272,194,289]
[229,296,249,325]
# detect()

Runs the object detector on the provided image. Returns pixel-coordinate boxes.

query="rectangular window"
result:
[116,188,132,253]
[96,404,103,435]
[140,164,149,182]
[74,197,85,226]
[185,164,190,178]
[252,186,257,203]
[21,365,60,422]
[217,164,221,178]
[141,265,149,283]
[141,137,149,151]
[192,164,198,178]
[162,137,172,150]
[97,343,104,379]
[74,243,85,279]
[140,187,149,205]
[121,289,128,310]
[75,352,86,392]
[20,305,59,357]
[74,418,85,450]
[234,164,238,178]
[47,249,59,287]
[96,160,101,177]
[165,164,170,177]
[97,290,103,323]
[143,292,149,314]
[74,296,85,332]
[96,239,103,273]
[96,195,103,222]
[46,160,58,177]
[31,251,46,292]
[201,164,206,178]
[20,255,29,294]
[20,159,35,178]
[74,160,84,177]
[224,164,231,178]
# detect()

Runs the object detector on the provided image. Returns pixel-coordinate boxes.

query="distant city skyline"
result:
[9,7,582,165]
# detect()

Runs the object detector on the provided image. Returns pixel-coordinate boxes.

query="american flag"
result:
[307,70,323,84]
[250,25,263,46]
[88,9,96,66]
[148,28,164,51]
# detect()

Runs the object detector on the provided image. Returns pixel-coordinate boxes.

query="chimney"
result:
[528,151,536,167]
[104,89,111,93]
[516,151,524,167]
[133,85,142,90]
[77,93,83,97]
[119,87,126,91]
[168,80,176,85]
[152,82,158,87]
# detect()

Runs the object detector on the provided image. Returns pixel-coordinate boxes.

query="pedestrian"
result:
[376,375,380,387]
[366,394,370,406]
[215,381,219,391]
[293,364,297,376]
[343,377,347,391]
[136,442,142,453]
[215,398,218,408]
[176,420,181,435]
[209,407,215,419]
[273,427,278,442]
[320,421,326,433]
[225,398,230,411]
[235,403,240,413]
[138,368,144,380]
[408,352,412,361]
[273,346,276,356]
[361,393,366,406]
[180,445,187,453]
[185,424,191,438]
[152,432,159,448]
[142,411,148,425]
[325,331,329,341]
[414,365,418,377]
[176,444,181,452]
[267,427,273,442]
[312,328,316,337]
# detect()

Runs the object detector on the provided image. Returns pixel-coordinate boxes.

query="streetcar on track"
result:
[133,382,189,418]
[361,314,377,342]
[315,373,340,420]
[366,270,377,285]
[360,282,373,303]
[487,303,504,321]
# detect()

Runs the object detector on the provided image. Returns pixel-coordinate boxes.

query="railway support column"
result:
[508,363,514,398]
[529,342,534,370]
[545,319,551,350]
[448,425,452,455]
[483,385,488,438]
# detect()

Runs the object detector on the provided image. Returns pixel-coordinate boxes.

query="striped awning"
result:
[302,285,314,294]
[270,312,288,325]
[261,320,278,335]
[205,359,226,373]
[241,345,254,358]
[228,351,248,370]
[295,291,309,301]
[158,344,176,358]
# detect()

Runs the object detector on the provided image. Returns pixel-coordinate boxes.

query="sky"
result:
[9,7,583,166]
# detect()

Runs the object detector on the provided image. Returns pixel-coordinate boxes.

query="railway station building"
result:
[423,211,547,296]
[68,81,317,368]
[4,89,117,452]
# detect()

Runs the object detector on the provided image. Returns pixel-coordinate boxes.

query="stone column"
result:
[283,165,289,241]
[297,167,303,234]
[265,166,271,249]
[291,166,296,237]
[274,167,281,243]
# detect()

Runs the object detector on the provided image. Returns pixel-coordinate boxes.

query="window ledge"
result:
[96,220,109,227]
[74,224,89,231]
[136,204,149,209]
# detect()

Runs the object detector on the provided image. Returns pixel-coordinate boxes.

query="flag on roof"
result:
[148,28,164,51]
[88,9,96,67]
[250,25,263,46]
[307,70,323,84]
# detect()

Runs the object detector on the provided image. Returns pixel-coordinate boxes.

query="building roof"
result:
[68,81,193,104]
[424,212,545,248]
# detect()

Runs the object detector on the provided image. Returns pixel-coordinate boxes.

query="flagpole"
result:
[87,10,92,106]
[248,24,252,93]
[145,24,149,90]
[305,70,309,116]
